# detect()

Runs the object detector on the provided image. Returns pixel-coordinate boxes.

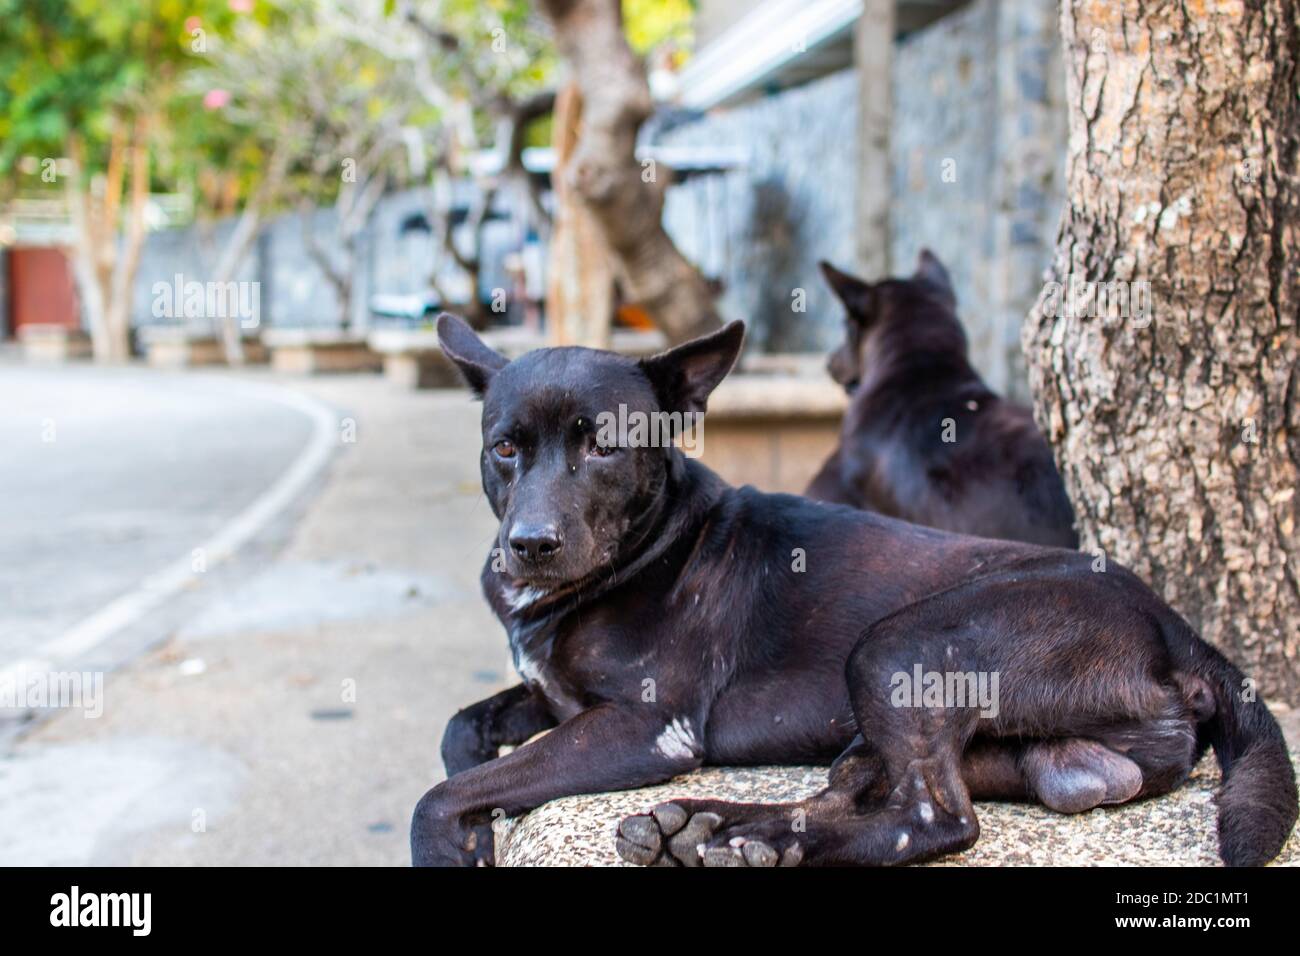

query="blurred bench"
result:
[139,326,268,367]
[701,356,846,493]
[18,324,92,363]
[263,328,383,375]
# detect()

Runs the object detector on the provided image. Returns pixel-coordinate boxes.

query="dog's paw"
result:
[465,820,497,866]
[617,802,711,866]
[699,819,805,868]
[615,802,804,867]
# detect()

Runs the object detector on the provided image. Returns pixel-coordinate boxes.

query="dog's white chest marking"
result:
[655,717,699,761]
[515,649,547,688]
[506,584,549,612]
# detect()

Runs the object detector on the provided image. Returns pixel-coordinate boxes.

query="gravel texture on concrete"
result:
[497,732,1300,867]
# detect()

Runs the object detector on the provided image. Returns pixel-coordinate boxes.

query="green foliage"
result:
[623,0,694,56]
[0,0,700,211]
[0,0,237,184]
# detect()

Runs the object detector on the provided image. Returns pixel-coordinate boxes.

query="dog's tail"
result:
[1165,616,1297,866]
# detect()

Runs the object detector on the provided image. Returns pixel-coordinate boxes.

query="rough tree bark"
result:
[537,0,721,344]
[1023,0,1300,702]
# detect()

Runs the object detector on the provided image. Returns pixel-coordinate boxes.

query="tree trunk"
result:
[1024,0,1300,702]
[213,137,295,365]
[546,83,614,348]
[102,114,150,363]
[537,0,721,345]
[65,124,140,364]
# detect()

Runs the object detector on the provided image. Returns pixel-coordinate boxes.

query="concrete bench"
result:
[701,360,846,493]
[263,328,383,375]
[494,741,1300,866]
[18,325,92,363]
[139,326,268,367]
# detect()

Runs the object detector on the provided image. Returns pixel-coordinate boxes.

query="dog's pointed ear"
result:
[914,249,956,305]
[437,313,508,397]
[819,260,872,318]
[639,321,745,416]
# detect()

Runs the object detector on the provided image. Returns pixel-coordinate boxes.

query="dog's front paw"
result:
[411,786,495,867]
[616,801,804,867]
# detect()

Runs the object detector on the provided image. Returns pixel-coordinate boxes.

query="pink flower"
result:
[229,0,253,12]
[184,16,202,32]
[203,89,231,110]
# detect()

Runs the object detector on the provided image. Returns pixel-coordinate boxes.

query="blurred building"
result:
[2,0,1065,402]
[653,0,1066,400]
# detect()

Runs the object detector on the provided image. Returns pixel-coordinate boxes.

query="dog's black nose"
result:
[508,524,563,563]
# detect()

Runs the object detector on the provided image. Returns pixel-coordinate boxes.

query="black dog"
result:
[807,251,1078,548]
[412,313,1296,867]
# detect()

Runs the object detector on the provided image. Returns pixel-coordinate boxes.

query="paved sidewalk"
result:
[0,372,502,865]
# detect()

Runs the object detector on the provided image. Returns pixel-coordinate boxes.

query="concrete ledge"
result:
[495,749,1300,866]
[698,371,846,493]
[18,325,92,363]
[139,327,268,368]
[264,328,382,375]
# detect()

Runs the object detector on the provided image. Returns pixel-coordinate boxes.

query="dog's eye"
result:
[493,440,517,459]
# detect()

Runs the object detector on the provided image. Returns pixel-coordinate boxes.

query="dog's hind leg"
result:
[619,577,1209,867]
[618,638,990,869]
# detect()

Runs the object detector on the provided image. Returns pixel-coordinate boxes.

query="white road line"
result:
[0,376,339,690]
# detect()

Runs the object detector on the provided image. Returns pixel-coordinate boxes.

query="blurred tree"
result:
[352,0,697,332]
[280,1,435,332]
[172,0,308,362]
[181,0,434,340]
[338,0,558,327]
[622,0,693,56]
[0,0,237,361]
[538,0,720,345]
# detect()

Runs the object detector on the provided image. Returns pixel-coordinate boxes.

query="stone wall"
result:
[654,69,860,355]
[654,0,1066,398]
[889,0,999,378]
[131,185,521,333]
[891,0,1065,401]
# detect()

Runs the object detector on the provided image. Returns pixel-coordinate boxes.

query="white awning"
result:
[673,0,864,110]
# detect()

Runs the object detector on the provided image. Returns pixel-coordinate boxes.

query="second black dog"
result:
[807,251,1078,548]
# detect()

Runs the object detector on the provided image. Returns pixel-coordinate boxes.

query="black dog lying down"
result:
[412,314,1297,867]
[808,251,1078,549]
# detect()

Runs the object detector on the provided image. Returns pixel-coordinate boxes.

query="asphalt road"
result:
[0,369,502,865]
[0,364,315,665]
